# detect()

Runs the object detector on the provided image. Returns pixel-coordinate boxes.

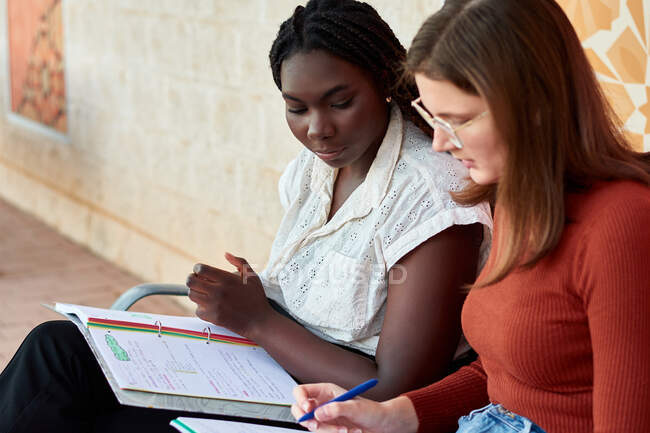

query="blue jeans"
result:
[456,404,547,433]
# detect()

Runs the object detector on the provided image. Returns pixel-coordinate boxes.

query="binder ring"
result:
[155,320,162,338]
[203,327,211,344]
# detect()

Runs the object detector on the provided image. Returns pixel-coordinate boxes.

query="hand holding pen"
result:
[292,379,419,433]
[297,379,378,422]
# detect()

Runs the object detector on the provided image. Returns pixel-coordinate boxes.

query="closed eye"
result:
[331,98,352,109]
[441,116,468,127]
[287,106,307,114]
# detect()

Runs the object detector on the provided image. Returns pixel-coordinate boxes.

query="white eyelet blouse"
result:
[259,105,493,356]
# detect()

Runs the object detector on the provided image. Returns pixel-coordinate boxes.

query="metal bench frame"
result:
[110,283,188,311]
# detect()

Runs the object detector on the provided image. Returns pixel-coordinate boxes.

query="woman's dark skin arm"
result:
[187,222,482,400]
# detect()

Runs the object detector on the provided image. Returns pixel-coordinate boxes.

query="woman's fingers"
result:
[193,263,237,282]
[293,383,343,408]
[315,400,360,422]
[307,421,345,433]
[225,253,259,284]
[194,305,213,323]
[187,286,209,303]
[291,402,303,420]
[186,273,214,295]
[291,398,318,420]
[224,252,247,269]
[292,401,320,432]
[314,399,390,433]
[292,384,374,433]
[186,270,236,294]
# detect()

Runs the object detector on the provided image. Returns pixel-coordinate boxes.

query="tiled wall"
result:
[558,0,650,151]
[0,1,442,285]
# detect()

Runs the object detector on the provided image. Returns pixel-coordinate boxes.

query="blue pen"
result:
[297,378,378,423]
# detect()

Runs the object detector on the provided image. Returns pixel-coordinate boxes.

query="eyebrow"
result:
[420,100,475,120]
[436,112,469,120]
[282,84,349,103]
[429,106,475,120]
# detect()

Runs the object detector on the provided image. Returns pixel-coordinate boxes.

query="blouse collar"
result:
[308,104,404,228]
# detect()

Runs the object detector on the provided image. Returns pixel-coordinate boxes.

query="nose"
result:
[307,111,334,141]
[431,129,455,153]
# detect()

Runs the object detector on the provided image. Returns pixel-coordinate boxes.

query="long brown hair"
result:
[406,0,650,287]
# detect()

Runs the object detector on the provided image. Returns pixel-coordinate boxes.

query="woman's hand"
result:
[291,383,419,433]
[187,252,274,338]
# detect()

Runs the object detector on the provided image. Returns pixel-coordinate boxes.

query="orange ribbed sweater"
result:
[406,181,650,433]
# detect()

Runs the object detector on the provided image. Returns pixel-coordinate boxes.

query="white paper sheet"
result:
[55,303,297,406]
[171,417,301,433]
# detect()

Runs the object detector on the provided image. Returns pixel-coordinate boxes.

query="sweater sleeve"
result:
[576,196,650,432]
[404,358,489,433]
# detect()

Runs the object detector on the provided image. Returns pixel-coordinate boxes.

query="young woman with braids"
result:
[291,1,650,432]
[0,1,490,431]
[185,0,490,402]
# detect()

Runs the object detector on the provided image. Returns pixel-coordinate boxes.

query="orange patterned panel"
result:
[601,82,636,124]
[641,88,650,134]
[607,28,647,84]
[557,0,619,40]
[557,0,649,152]
[628,0,647,48]
[8,0,66,133]
[584,48,617,80]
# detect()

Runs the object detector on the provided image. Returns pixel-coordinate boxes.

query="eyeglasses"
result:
[411,97,488,149]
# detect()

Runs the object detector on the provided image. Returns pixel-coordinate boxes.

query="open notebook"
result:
[49,303,297,422]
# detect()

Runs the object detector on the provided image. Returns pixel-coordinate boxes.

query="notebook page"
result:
[171,417,300,433]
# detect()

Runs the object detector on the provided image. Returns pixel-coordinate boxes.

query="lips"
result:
[460,159,475,169]
[451,152,475,169]
[314,147,345,161]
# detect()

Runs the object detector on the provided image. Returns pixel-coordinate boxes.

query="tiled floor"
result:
[0,198,191,371]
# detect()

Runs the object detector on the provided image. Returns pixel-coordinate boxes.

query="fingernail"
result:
[304,421,317,431]
[302,402,310,411]
[320,405,330,416]
[338,427,348,433]
[193,264,201,273]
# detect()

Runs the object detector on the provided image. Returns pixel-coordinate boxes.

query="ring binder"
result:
[50,302,297,416]
[155,320,162,337]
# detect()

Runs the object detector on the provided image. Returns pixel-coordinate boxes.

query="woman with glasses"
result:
[291,1,650,432]
[0,1,491,431]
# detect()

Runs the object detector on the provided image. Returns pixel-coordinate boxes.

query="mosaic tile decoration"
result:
[8,0,66,133]
[558,0,649,151]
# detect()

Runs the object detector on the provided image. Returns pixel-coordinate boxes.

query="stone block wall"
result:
[0,1,442,286]
[1,1,647,290]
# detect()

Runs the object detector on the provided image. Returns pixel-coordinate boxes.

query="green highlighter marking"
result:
[105,334,130,361]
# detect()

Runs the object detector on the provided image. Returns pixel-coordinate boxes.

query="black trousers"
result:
[0,321,303,433]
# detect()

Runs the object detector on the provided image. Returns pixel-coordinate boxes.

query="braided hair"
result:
[269,0,432,136]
